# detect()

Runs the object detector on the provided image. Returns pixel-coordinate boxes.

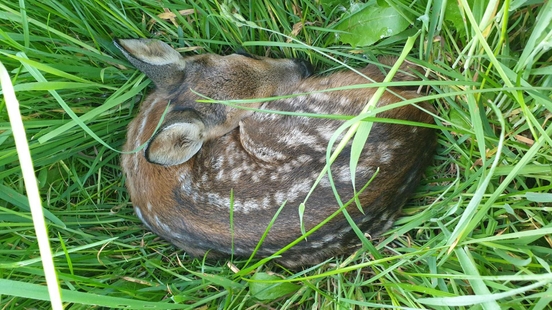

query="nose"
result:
[293,59,314,78]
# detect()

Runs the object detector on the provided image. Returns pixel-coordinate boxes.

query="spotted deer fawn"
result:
[116,38,435,267]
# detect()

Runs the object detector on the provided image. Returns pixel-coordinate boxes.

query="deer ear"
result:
[145,121,204,166]
[114,38,186,90]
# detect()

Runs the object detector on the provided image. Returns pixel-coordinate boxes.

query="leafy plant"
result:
[334,1,415,47]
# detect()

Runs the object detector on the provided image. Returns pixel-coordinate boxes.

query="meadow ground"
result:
[1,0,551,309]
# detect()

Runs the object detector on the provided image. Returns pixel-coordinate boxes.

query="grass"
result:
[1,0,551,309]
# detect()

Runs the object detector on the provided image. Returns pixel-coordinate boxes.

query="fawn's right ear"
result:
[145,109,205,166]
[114,38,186,91]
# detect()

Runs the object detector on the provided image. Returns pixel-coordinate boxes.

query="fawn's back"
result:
[116,39,435,267]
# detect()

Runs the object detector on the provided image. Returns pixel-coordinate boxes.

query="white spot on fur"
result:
[319,175,332,188]
[262,196,270,207]
[298,154,312,163]
[308,241,324,248]
[305,93,336,113]
[134,206,150,229]
[251,170,264,182]
[244,199,260,212]
[360,215,373,223]
[230,167,243,182]
[337,167,352,182]
[288,179,312,201]
[206,192,220,204]
[312,92,330,102]
[274,191,286,205]
[321,233,338,243]
[381,218,395,231]
[397,183,408,194]
[406,172,417,184]
[317,124,344,143]
[216,169,225,181]
[338,225,352,234]
[270,173,280,181]
[153,214,172,235]
[355,166,374,179]
[391,139,403,149]
[380,150,393,164]
[379,211,391,220]
[338,97,351,107]
[278,127,318,146]
[213,156,224,169]
[179,172,193,194]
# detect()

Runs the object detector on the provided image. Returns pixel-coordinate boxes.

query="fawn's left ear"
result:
[145,109,206,166]
[114,38,186,91]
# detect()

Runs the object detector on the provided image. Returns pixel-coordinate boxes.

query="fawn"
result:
[115,38,435,267]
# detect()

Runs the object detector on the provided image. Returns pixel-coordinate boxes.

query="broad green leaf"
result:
[525,192,552,203]
[335,3,412,47]
[249,272,300,301]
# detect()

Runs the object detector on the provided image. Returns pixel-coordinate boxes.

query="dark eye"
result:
[235,50,258,59]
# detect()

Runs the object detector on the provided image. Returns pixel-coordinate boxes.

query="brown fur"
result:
[116,38,436,267]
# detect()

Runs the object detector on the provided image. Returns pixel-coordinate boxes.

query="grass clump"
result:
[1,0,551,309]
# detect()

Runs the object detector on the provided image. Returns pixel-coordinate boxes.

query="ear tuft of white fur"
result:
[145,122,203,166]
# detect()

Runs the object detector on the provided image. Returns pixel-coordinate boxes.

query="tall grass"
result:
[1,0,551,309]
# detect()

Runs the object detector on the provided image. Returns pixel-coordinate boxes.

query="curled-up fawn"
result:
[116,38,435,267]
